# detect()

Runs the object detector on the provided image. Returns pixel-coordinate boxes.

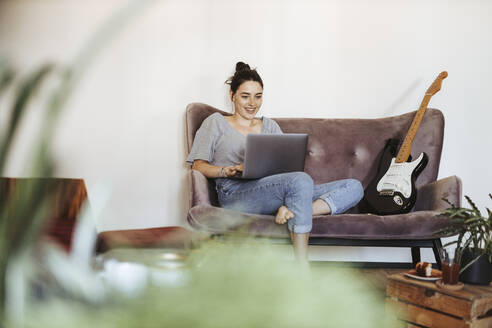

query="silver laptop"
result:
[239,133,308,179]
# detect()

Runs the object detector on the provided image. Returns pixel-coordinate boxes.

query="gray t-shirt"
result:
[186,112,283,167]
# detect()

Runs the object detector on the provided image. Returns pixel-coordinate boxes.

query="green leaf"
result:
[460,253,485,274]
[465,195,482,216]
[460,237,475,252]
[0,64,54,175]
[0,58,15,98]
[441,197,456,208]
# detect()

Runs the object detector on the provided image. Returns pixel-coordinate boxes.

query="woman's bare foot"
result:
[275,205,294,224]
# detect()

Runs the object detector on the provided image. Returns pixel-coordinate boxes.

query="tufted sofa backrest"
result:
[185,102,444,190]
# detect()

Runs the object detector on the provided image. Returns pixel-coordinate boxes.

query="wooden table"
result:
[386,273,492,328]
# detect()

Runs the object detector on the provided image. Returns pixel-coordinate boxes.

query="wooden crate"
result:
[386,273,492,328]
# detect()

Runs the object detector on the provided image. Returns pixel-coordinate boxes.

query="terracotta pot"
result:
[459,248,492,285]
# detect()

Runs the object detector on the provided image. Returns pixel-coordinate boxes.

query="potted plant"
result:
[436,194,492,285]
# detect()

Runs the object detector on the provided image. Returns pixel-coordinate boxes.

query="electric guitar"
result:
[362,71,448,215]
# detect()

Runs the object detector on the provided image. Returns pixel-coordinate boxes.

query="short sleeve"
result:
[264,117,283,134]
[186,114,220,165]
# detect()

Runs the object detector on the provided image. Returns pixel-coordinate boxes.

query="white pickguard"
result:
[376,153,424,198]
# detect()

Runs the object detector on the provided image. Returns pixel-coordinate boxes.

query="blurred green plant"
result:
[0,1,154,324]
[0,60,58,321]
[21,240,395,328]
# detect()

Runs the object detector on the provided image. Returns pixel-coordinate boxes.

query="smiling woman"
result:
[186,61,364,265]
[225,80,263,135]
[224,62,265,136]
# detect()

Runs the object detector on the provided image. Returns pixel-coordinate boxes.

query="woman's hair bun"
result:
[226,61,263,94]
[235,62,251,72]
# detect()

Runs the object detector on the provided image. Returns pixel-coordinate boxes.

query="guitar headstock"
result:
[426,71,448,96]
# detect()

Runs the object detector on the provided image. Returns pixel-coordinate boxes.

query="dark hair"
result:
[226,62,263,95]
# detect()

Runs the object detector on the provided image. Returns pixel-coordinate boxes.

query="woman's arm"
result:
[192,160,243,178]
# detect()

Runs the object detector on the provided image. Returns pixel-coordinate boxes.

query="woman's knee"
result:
[346,178,364,202]
[288,172,314,193]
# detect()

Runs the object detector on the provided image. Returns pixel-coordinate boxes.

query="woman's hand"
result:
[222,164,243,177]
[192,160,243,179]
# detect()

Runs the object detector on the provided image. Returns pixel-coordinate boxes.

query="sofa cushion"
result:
[188,205,452,240]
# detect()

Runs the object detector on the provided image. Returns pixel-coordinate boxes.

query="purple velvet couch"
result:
[186,103,461,267]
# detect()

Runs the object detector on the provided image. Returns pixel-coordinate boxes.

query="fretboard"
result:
[395,94,432,163]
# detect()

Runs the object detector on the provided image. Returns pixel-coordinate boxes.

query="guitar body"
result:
[362,139,428,215]
[360,71,447,215]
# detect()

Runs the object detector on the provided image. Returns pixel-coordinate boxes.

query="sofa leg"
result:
[411,247,421,267]
[432,239,442,270]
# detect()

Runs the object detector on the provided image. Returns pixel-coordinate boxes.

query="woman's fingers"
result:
[222,164,243,177]
[227,165,243,177]
[224,166,236,177]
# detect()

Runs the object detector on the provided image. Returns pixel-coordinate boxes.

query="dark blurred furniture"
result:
[96,226,207,253]
[185,103,462,268]
[0,178,204,254]
[0,177,88,252]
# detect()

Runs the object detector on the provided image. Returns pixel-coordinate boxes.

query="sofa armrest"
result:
[414,175,462,211]
[190,169,214,207]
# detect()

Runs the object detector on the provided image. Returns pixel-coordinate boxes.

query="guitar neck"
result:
[395,94,432,163]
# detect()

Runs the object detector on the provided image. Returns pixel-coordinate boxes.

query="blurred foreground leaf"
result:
[0,0,154,323]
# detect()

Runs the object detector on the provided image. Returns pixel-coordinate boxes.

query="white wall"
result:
[1,0,491,262]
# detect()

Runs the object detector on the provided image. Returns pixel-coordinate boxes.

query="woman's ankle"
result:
[290,232,310,262]
[312,198,331,215]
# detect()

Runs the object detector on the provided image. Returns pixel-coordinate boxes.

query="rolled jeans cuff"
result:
[321,196,338,216]
[287,222,312,234]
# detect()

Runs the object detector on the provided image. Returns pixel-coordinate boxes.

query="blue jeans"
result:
[216,172,364,233]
